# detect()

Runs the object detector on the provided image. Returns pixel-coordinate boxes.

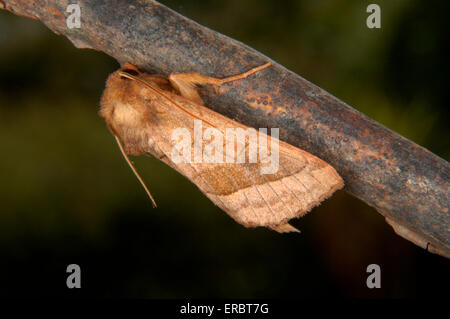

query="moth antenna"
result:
[118,71,217,129]
[113,134,157,208]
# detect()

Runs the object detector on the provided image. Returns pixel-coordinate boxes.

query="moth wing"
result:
[135,87,343,232]
[191,142,343,232]
[155,124,343,232]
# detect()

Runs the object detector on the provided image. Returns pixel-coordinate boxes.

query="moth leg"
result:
[168,62,271,105]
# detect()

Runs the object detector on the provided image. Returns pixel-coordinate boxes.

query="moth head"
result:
[99,63,149,128]
[103,63,156,109]
[100,63,168,131]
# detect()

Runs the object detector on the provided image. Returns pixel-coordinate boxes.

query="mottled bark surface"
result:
[1,0,448,257]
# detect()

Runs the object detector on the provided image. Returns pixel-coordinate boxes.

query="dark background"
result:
[0,0,448,298]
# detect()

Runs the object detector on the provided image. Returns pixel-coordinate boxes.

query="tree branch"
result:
[1,0,449,257]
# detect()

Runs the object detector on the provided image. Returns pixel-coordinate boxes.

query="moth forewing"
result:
[99,63,344,232]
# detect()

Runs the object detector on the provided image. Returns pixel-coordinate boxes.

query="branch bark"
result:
[1,0,449,257]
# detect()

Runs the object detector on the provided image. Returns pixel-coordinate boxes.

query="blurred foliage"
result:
[0,0,448,298]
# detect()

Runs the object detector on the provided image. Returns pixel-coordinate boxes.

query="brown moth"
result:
[99,62,343,232]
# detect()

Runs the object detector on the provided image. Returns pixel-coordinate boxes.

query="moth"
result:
[99,62,343,232]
